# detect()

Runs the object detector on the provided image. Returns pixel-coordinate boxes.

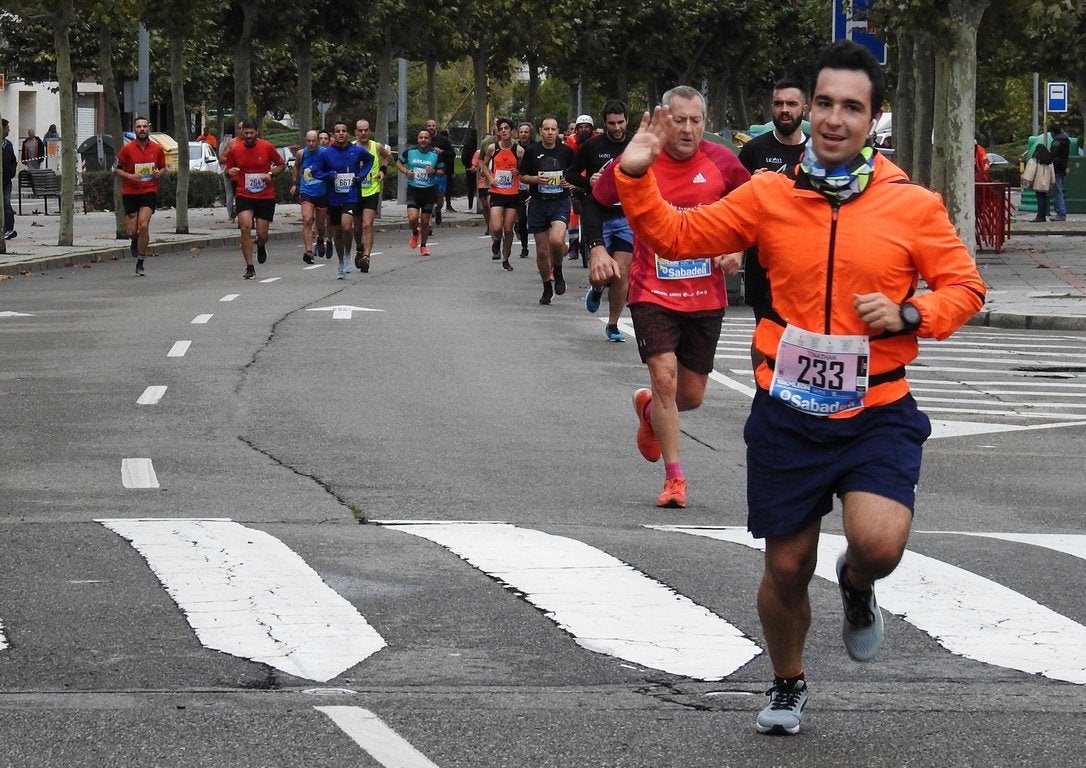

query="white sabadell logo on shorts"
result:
[692,172,707,184]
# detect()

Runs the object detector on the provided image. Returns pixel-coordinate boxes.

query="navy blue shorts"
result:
[744,389,932,539]
[527,197,571,233]
[603,217,633,254]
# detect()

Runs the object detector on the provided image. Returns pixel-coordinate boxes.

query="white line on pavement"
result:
[654,526,1086,685]
[136,386,167,405]
[937,531,1086,561]
[379,521,761,680]
[316,707,440,768]
[259,277,281,283]
[97,518,386,681]
[167,340,191,358]
[121,458,159,488]
[220,294,239,302]
[191,314,213,324]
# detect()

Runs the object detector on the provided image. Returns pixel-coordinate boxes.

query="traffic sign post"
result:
[832,0,887,65]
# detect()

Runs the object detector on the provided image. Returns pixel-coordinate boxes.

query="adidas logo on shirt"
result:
[692,172,707,184]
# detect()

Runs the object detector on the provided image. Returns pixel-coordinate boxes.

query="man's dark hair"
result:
[495,116,513,130]
[772,79,808,100]
[237,119,259,132]
[538,114,559,129]
[1,119,8,128]
[602,99,628,119]
[812,40,885,115]
[1049,122,1062,134]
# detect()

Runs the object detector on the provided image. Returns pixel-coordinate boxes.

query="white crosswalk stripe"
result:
[654,526,1086,685]
[712,319,1086,436]
[97,518,387,681]
[378,521,761,681]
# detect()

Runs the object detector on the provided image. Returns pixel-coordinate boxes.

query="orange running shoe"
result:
[420,245,431,256]
[632,388,661,462]
[656,477,687,508]
[409,231,419,249]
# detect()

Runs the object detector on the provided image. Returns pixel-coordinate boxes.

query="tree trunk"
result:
[893,30,915,179]
[933,0,990,255]
[472,45,489,134]
[375,43,393,143]
[296,42,313,145]
[912,31,935,189]
[567,82,578,124]
[54,1,76,247]
[732,80,748,130]
[171,33,189,234]
[232,1,258,127]
[99,25,127,238]
[526,57,539,127]
[425,55,438,121]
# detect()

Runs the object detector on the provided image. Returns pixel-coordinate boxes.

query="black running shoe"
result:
[256,243,267,264]
[135,258,145,276]
[244,265,256,280]
[539,281,553,305]
[553,266,566,296]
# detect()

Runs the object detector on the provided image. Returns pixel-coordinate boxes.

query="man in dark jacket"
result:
[2,119,17,240]
[1048,122,1071,221]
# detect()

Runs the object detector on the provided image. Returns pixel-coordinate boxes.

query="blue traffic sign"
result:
[1047,82,1068,113]
[833,0,887,65]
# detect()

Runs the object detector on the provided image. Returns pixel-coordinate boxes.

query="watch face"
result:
[902,303,921,325]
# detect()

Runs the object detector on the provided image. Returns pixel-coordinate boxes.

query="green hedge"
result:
[81,170,295,211]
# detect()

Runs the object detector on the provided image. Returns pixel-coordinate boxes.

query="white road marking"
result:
[220,294,239,302]
[0,615,7,651]
[136,386,167,405]
[191,314,213,324]
[939,531,1086,561]
[259,277,281,283]
[97,518,386,681]
[379,521,761,680]
[121,458,159,488]
[303,264,325,270]
[307,305,385,320]
[0,311,34,317]
[167,340,191,358]
[316,707,440,768]
[654,526,1086,685]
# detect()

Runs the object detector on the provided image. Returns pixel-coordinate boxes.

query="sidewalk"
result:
[2,197,1086,331]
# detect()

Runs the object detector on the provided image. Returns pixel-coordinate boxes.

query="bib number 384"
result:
[769,325,869,416]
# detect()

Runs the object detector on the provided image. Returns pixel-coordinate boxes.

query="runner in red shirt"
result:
[590,86,749,509]
[223,119,285,279]
[113,116,166,276]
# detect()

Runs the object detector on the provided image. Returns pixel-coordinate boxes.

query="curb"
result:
[967,310,1086,332]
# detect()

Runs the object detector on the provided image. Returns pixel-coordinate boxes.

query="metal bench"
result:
[18,169,61,215]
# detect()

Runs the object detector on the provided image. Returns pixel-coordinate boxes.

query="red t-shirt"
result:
[593,141,750,312]
[115,139,166,195]
[224,139,283,200]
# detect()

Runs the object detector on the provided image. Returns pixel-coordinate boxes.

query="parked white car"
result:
[189,141,221,173]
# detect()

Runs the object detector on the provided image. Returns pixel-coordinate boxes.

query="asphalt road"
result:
[2,226,1085,767]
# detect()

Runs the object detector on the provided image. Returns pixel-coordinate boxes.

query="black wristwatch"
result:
[899,301,921,332]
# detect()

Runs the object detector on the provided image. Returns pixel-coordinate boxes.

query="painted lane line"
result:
[167,340,191,358]
[379,521,760,680]
[220,294,239,302]
[307,306,385,320]
[191,314,213,324]
[653,526,1086,685]
[316,707,440,768]
[939,532,1086,562]
[0,614,7,651]
[97,518,386,681]
[0,311,34,317]
[121,458,159,488]
[303,264,325,270]
[259,277,281,283]
[137,386,168,405]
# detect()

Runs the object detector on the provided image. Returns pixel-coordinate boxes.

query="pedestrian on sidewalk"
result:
[2,119,17,240]
[1022,143,1055,222]
[1048,122,1071,221]
[113,116,166,275]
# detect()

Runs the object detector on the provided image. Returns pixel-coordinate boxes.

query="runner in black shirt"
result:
[567,100,635,341]
[520,115,576,305]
